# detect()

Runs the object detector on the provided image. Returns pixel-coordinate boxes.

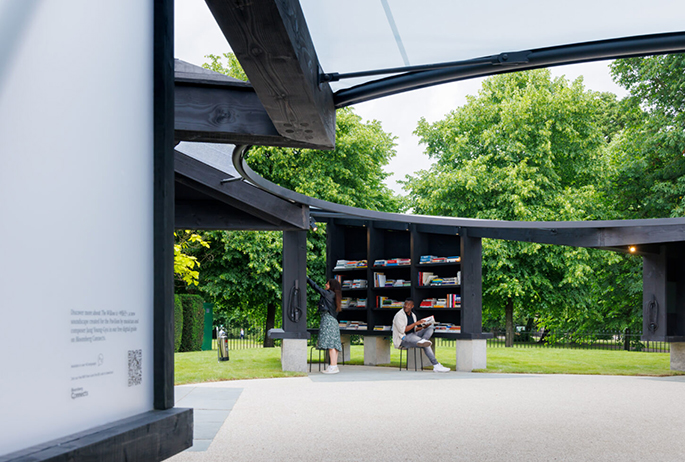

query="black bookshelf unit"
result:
[325,219,482,337]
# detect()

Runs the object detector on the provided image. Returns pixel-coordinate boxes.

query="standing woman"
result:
[307,276,343,374]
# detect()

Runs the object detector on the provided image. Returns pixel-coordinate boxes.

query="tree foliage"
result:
[608,55,685,218]
[404,70,641,334]
[174,231,210,287]
[183,53,401,337]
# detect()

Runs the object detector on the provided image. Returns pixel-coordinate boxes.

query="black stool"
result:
[398,346,424,371]
[309,346,345,372]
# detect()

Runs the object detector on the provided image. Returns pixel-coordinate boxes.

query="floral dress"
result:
[307,277,342,351]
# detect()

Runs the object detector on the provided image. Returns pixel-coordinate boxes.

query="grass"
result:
[175,348,305,385]
[175,345,684,385]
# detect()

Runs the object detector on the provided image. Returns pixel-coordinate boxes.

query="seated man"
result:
[392,299,450,372]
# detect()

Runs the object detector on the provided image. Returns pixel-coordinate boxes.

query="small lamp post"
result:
[217,326,229,362]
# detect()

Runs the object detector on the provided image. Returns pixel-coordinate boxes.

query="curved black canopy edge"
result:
[333,32,685,108]
[231,145,685,250]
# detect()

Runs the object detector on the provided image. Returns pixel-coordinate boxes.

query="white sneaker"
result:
[433,363,450,373]
[417,339,432,347]
[322,365,339,374]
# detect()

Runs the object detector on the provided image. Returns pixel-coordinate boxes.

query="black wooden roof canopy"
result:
[173,1,685,252]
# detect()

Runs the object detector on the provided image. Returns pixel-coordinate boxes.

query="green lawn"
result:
[175,345,683,385]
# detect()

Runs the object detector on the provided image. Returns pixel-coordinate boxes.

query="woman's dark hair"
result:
[327,278,342,312]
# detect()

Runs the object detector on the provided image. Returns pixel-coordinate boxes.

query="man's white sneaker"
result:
[417,339,432,347]
[433,363,450,373]
[322,365,339,374]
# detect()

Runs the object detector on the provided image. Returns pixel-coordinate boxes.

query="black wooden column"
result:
[282,230,309,338]
[642,246,668,342]
[461,229,483,336]
[153,0,175,411]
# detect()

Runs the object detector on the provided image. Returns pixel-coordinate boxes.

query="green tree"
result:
[608,54,685,218]
[404,70,635,343]
[188,53,401,344]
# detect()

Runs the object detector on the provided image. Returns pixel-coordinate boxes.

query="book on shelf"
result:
[334,259,368,270]
[434,323,461,333]
[341,321,368,330]
[373,325,392,331]
[419,255,461,264]
[376,296,404,308]
[374,258,411,267]
[342,279,368,289]
[373,272,386,288]
[419,271,461,286]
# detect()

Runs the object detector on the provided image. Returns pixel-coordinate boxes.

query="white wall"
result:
[0,0,154,455]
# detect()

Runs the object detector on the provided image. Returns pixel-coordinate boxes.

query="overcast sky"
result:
[175,0,629,195]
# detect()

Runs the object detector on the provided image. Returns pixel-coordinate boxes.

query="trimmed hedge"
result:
[180,294,205,352]
[174,294,183,352]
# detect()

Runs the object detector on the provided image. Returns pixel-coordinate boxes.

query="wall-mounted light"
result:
[629,246,637,253]
[309,217,318,232]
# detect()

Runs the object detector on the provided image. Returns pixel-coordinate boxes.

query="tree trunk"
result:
[263,302,276,348]
[505,298,514,348]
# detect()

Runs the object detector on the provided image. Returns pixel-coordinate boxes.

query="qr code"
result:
[128,349,142,387]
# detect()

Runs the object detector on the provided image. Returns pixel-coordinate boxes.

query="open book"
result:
[415,315,435,332]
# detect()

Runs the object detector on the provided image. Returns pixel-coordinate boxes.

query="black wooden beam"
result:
[205,0,336,149]
[153,0,175,412]
[0,409,192,462]
[469,223,685,248]
[175,199,304,230]
[175,80,324,149]
[175,151,308,230]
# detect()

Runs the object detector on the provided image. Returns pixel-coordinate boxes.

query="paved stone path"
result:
[169,366,685,461]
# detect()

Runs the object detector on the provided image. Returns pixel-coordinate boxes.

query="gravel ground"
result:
[169,366,685,462]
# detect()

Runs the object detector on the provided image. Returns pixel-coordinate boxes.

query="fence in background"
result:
[211,325,273,350]
[211,327,670,353]
[481,330,669,353]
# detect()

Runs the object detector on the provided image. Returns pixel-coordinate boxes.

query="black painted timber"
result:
[174,62,324,148]
[175,150,308,230]
[0,409,192,462]
[282,231,309,337]
[153,0,175,412]
[460,230,483,336]
[175,199,303,231]
[205,0,336,149]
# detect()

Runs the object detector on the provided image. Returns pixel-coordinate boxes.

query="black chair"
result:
[309,346,345,372]
[398,346,424,371]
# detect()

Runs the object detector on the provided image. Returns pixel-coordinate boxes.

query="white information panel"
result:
[0,0,154,455]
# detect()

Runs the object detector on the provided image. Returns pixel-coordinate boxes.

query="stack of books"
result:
[419,295,460,308]
[376,296,404,308]
[342,279,368,289]
[341,298,367,309]
[373,325,392,331]
[373,272,411,288]
[342,321,367,331]
[434,323,461,333]
[334,259,367,270]
[418,271,461,286]
[373,258,411,267]
[419,255,461,264]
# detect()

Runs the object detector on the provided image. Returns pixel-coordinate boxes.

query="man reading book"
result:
[392,299,450,372]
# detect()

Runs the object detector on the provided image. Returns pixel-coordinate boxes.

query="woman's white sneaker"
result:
[433,363,450,373]
[322,365,339,374]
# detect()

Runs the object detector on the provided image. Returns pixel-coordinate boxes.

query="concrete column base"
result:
[340,335,352,363]
[406,344,435,370]
[281,339,307,372]
[456,339,487,372]
[364,336,391,365]
[671,342,685,372]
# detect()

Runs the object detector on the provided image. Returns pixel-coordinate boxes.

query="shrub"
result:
[174,294,183,352]
[180,294,205,352]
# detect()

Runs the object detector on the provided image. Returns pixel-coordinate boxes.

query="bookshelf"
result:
[325,219,473,337]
